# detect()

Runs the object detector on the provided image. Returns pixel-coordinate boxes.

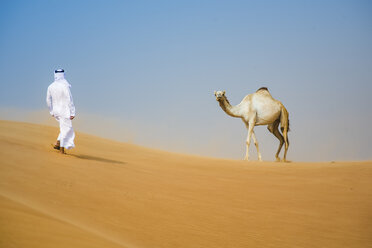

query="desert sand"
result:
[0,120,371,248]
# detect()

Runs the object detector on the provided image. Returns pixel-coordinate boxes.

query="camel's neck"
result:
[218,97,242,118]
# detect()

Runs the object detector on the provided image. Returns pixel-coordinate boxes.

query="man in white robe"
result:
[46,69,76,154]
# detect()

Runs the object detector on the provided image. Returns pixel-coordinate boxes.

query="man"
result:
[46,69,76,154]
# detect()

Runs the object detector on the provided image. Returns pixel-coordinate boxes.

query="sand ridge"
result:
[0,120,371,248]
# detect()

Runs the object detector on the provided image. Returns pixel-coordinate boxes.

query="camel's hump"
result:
[256,87,268,92]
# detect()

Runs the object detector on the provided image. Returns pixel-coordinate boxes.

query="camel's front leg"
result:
[251,131,262,161]
[244,123,254,161]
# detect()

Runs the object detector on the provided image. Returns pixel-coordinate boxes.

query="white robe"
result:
[46,72,76,149]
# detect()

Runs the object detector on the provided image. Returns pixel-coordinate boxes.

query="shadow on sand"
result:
[68,154,126,165]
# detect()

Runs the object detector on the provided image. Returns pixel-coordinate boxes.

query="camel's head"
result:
[214,90,226,101]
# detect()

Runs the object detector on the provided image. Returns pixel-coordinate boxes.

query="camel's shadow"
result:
[68,154,125,165]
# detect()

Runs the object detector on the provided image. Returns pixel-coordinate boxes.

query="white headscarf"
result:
[54,69,71,87]
[54,69,65,81]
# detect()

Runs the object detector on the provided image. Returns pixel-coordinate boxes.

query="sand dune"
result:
[0,120,371,248]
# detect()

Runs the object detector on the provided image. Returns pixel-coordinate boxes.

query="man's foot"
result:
[53,140,60,150]
[60,147,66,154]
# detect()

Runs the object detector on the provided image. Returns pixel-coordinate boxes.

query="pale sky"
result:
[1,0,371,161]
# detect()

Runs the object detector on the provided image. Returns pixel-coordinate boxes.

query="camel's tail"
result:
[280,105,290,133]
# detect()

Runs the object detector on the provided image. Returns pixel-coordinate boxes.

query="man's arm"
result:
[46,87,53,116]
[67,86,76,119]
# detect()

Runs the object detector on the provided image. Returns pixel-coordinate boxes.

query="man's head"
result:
[54,69,65,81]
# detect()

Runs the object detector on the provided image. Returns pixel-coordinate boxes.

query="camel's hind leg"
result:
[282,129,289,162]
[274,128,285,162]
[267,120,284,162]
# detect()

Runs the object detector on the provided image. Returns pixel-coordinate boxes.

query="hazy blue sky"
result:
[1,0,371,161]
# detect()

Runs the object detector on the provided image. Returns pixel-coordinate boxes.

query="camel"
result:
[214,87,289,162]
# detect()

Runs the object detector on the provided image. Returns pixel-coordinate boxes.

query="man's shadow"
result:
[68,154,125,165]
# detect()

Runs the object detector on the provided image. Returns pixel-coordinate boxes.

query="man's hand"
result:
[70,116,75,120]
